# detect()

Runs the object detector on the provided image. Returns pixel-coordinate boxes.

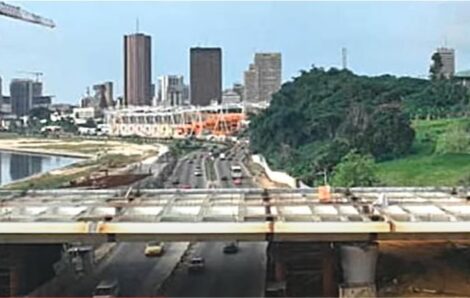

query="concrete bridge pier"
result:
[339,242,378,298]
[265,242,339,297]
[0,244,62,296]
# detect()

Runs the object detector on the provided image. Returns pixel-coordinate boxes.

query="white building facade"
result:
[157,75,187,107]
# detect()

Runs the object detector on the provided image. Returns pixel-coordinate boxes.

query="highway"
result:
[33,147,267,297]
[37,242,188,296]
[160,147,267,297]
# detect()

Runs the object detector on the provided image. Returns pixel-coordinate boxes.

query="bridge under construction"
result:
[1,187,470,243]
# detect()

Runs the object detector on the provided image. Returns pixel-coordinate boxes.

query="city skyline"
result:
[0,1,469,103]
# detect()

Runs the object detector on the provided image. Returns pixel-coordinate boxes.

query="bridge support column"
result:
[274,260,286,282]
[0,244,62,296]
[322,243,337,297]
[266,242,339,297]
[339,242,378,298]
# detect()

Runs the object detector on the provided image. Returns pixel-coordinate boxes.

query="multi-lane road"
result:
[161,147,267,297]
[37,145,267,297]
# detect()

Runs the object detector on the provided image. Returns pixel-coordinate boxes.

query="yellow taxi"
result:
[144,241,164,257]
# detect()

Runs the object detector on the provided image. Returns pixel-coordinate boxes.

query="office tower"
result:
[244,64,259,102]
[190,47,222,106]
[32,81,42,97]
[182,84,190,105]
[10,79,33,116]
[93,81,114,108]
[244,53,282,102]
[434,47,455,79]
[124,33,152,106]
[158,75,185,106]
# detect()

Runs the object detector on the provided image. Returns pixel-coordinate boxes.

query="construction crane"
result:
[17,71,43,82]
[0,2,55,28]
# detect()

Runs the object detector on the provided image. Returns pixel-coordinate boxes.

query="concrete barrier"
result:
[251,154,298,188]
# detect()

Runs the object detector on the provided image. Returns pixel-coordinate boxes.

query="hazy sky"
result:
[0,1,469,103]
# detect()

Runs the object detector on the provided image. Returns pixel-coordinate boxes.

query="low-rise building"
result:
[454,70,470,87]
[222,89,241,103]
[73,107,99,120]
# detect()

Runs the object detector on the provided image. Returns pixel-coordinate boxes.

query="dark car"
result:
[223,242,239,254]
[221,176,228,181]
[172,179,179,186]
[188,257,205,272]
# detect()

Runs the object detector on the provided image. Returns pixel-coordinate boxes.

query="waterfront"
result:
[0,151,78,186]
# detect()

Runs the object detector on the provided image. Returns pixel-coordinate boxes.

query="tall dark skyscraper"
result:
[124,33,152,106]
[190,47,222,106]
[10,79,33,116]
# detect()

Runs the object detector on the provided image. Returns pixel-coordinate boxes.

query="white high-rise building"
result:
[157,75,186,106]
[436,47,455,79]
[244,53,282,103]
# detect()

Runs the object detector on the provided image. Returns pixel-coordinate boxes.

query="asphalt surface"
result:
[63,242,188,296]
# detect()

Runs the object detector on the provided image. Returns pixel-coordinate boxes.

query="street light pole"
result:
[316,168,329,186]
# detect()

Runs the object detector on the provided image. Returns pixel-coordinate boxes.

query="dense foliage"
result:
[435,120,470,154]
[249,67,470,185]
[331,150,378,187]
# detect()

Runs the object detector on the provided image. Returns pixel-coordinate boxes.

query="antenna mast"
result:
[342,47,348,69]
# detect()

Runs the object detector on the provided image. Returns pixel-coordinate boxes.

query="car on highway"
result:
[220,176,228,181]
[172,179,179,186]
[144,241,164,257]
[223,242,239,254]
[219,153,226,160]
[233,178,242,186]
[231,165,243,179]
[188,257,205,272]
[194,170,203,176]
[179,184,192,189]
[93,279,120,298]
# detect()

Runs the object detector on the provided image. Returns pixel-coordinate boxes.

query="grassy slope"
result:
[376,118,470,186]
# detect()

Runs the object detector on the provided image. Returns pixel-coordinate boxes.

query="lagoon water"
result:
[0,151,78,186]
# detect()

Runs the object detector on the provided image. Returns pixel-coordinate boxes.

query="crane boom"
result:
[0,2,55,28]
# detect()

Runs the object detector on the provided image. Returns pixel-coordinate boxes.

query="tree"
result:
[361,103,415,160]
[29,107,51,120]
[331,150,379,187]
[435,121,470,154]
[429,52,443,80]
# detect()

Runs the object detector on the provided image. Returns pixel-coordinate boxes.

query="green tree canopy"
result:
[331,150,379,187]
[249,67,470,184]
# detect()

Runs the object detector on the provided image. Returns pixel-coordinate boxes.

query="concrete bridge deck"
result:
[0,187,470,243]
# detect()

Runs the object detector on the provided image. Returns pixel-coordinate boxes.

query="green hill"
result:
[377,118,470,186]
